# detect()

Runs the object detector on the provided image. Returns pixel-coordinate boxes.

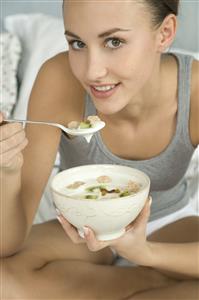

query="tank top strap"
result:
[174,52,194,149]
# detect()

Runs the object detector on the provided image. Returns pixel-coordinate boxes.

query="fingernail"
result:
[56,215,63,224]
[126,225,133,232]
[149,196,152,206]
[83,226,89,236]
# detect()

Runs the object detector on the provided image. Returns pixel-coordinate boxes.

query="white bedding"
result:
[0,32,21,117]
[4,14,68,119]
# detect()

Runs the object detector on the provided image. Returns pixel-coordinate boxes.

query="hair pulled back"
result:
[145,0,180,27]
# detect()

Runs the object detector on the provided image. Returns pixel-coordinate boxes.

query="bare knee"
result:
[1,254,38,299]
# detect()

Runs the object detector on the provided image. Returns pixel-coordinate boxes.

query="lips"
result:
[90,83,121,99]
[92,84,117,91]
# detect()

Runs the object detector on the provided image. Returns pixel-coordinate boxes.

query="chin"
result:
[89,92,129,115]
[95,103,124,116]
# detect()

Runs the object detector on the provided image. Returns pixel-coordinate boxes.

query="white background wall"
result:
[172,0,199,52]
[1,0,199,52]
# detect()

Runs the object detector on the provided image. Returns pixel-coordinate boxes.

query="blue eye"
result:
[68,40,85,50]
[105,37,125,49]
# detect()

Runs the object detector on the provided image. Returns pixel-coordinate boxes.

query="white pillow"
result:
[0,32,21,117]
[5,13,68,119]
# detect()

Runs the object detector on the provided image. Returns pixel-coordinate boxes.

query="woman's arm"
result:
[1,58,62,257]
[22,52,85,236]
[145,241,199,278]
[1,52,81,257]
[111,201,199,279]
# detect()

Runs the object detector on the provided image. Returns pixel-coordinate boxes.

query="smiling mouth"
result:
[91,83,120,92]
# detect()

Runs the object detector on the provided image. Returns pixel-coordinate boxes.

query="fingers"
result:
[125,196,152,232]
[83,227,100,251]
[0,122,23,140]
[55,204,112,251]
[1,129,27,153]
[125,222,134,232]
[83,227,110,251]
[56,214,85,244]
[133,196,152,228]
[1,141,28,168]
[56,213,110,251]
[0,118,28,169]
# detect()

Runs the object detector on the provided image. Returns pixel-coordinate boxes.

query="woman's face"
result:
[63,0,161,115]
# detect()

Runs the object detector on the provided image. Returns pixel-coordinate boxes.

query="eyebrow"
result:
[64,28,132,39]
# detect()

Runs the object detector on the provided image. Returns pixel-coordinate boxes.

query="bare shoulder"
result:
[28,51,85,125]
[190,59,199,147]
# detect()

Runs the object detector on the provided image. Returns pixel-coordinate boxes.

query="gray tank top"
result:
[59,53,196,221]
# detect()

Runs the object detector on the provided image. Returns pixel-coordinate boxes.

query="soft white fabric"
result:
[169,48,199,60]
[0,32,21,117]
[4,13,68,119]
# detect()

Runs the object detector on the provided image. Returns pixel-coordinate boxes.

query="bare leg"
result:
[147,216,199,280]
[1,220,174,300]
[124,216,199,300]
[126,280,199,300]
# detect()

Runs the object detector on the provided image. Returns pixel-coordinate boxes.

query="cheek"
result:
[68,52,85,81]
[119,41,157,82]
[122,33,157,68]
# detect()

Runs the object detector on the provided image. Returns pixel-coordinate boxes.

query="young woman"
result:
[1,0,199,299]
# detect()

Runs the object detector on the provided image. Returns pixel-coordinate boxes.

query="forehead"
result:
[63,0,150,32]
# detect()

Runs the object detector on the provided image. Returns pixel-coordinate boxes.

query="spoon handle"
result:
[4,118,63,130]
[3,119,104,143]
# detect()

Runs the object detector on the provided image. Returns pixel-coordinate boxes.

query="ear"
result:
[156,14,177,53]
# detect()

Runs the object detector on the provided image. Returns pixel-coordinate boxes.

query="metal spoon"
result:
[4,119,105,143]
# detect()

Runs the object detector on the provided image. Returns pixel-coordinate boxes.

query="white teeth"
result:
[93,84,116,91]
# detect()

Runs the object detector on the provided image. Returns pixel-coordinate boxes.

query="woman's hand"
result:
[111,196,152,265]
[56,197,152,265]
[0,112,28,171]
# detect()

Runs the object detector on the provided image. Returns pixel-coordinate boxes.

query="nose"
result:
[85,50,108,82]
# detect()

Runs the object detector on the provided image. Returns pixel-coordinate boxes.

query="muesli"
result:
[65,176,141,200]
[68,115,102,130]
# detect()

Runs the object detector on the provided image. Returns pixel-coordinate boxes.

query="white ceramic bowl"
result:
[51,164,150,241]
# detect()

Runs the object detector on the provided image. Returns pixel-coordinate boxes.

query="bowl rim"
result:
[51,164,150,201]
